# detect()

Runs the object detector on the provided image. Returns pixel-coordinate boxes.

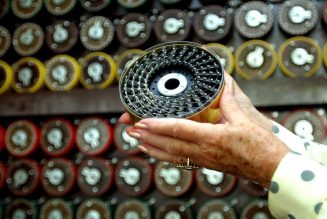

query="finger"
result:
[133,118,216,143]
[137,144,187,165]
[119,113,133,124]
[128,129,200,159]
[220,74,248,124]
[225,72,251,102]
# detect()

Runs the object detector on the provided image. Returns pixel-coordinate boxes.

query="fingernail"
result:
[129,132,141,139]
[135,122,148,130]
[137,145,148,153]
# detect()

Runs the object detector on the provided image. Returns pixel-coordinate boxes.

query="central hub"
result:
[150,66,194,97]
[165,78,180,90]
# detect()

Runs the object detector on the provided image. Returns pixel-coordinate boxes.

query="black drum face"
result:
[116,13,151,48]
[114,199,151,219]
[114,123,141,155]
[45,55,80,91]
[117,0,147,9]
[80,52,116,89]
[241,200,274,219]
[155,161,193,197]
[76,117,112,156]
[155,200,192,219]
[206,43,234,75]
[154,9,191,42]
[77,199,112,219]
[193,5,233,42]
[0,0,10,19]
[13,23,44,56]
[46,20,78,53]
[278,37,322,78]
[12,0,42,19]
[159,0,190,7]
[197,200,237,219]
[119,42,224,122]
[80,0,110,12]
[200,0,228,5]
[7,159,40,196]
[115,157,153,197]
[240,179,269,197]
[40,119,75,157]
[41,158,76,196]
[77,158,114,196]
[0,162,6,191]
[80,16,115,51]
[234,1,274,39]
[282,110,325,143]
[5,199,37,219]
[116,49,144,81]
[324,1,327,27]
[196,168,237,197]
[5,120,39,157]
[39,199,73,219]
[278,0,318,35]
[235,40,277,80]
[324,42,327,69]
[0,26,11,57]
[45,0,76,15]
[12,58,45,93]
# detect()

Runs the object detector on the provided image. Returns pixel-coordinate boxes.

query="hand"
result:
[221,73,273,131]
[120,73,289,187]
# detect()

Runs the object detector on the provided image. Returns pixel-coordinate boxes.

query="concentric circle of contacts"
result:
[278,37,322,78]
[235,40,277,80]
[197,199,237,219]
[119,41,224,123]
[77,199,112,219]
[45,0,76,15]
[278,0,318,36]
[0,26,11,57]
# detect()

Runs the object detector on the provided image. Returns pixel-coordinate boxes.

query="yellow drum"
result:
[115,49,144,81]
[235,40,277,80]
[12,57,45,93]
[0,60,13,94]
[79,52,116,89]
[45,54,80,91]
[206,43,234,75]
[278,36,322,78]
[323,42,327,68]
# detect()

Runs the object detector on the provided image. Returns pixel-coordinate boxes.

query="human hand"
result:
[120,73,289,187]
[221,73,273,131]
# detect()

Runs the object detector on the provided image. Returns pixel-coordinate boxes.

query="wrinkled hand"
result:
[220,73,273,131]
[119,73,288,186]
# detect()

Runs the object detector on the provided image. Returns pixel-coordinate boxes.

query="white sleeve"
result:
[271,121,327,165]
[268,153,327,219]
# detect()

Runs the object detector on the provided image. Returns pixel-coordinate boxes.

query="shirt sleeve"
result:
[268,153,327,219]
[271,120,327,165]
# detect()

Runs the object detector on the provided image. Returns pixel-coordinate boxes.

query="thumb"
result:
[219,76,247,123]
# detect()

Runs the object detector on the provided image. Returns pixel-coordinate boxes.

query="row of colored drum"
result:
[1,38,327,95]
[0,0,233,18]
[0,108,326,158]
[1,1,327,57]
[1,1,326,40]
[0,118,138,157]
[265,108,327,144]
[0,157,267,198]
[1,198,273,219]
[208,38,327,80]
[0,52,120,94]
